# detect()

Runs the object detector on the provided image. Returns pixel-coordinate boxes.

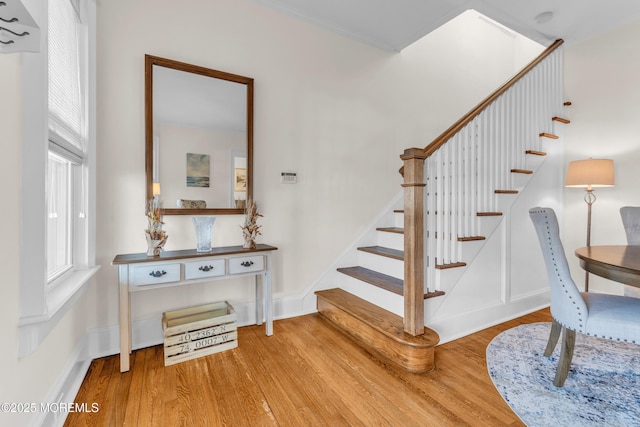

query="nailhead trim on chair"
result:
[532,207,640,386]
[542,212,586,331]
[581,332,636,344]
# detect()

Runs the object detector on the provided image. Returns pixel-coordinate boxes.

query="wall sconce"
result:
[565,158,615,291]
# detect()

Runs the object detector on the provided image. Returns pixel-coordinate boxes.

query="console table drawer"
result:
[184,259,226,280]
[228,255,264,274]
[131,263,181,286]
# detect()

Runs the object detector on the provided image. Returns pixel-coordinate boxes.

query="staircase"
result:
[315,40,566,373]
[316,208,444,373]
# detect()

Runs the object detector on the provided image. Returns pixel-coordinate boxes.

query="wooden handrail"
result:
[422,39,564,158]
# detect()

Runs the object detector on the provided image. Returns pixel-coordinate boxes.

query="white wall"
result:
[563,19,640,294]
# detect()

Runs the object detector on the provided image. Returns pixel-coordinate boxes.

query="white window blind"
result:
[48,0,85,160]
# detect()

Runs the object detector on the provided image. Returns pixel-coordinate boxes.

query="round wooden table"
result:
[575,245,640,287]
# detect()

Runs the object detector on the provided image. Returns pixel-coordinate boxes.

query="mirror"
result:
[145,55,253,215]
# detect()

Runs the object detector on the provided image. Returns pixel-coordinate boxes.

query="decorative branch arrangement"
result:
[241,199,262,249]
[145,198,167,256]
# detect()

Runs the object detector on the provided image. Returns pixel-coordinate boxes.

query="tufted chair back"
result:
[620,206,640,245]
[529,207,588,332]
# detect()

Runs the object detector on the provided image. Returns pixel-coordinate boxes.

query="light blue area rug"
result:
[486,322,640,427]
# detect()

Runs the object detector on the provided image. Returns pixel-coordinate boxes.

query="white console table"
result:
[112,244,277,372]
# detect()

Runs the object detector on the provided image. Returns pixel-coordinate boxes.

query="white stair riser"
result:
[358,251,404,280]
[377,231,404,251]
[339,274,404,316]
[394,212,404,228]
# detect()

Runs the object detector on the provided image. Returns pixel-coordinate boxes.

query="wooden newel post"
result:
[400,148,427,336]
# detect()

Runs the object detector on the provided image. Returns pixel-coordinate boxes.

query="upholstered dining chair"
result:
[620,206,640,245]
[529,207,640,387]
[620,207,640,298]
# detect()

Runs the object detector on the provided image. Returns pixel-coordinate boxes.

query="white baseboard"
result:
[428,291,550,345]
[88,297,307,359]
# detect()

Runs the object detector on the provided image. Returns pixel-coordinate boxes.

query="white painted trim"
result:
[429,291,550,344]
[85,288,551,357]
[28,333,92,427]
[89,299,276,359]
[18,267,99,357]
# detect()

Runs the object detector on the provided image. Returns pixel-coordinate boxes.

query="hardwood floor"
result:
[65,308,551,426]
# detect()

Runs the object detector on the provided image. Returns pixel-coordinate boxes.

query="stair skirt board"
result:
[316,288,439,373]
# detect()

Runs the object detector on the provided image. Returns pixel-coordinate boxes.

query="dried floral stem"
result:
[241,199,262,246]
[146,198,167,240]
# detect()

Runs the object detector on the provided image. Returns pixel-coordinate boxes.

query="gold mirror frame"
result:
[145,55,253,215]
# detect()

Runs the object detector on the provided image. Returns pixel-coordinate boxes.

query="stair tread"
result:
[337,266,444,299]
[338,266,403,295]
[511,169,533,174]
[552,116,570,124]
[358,245,404,260]
[315,288,440,347]
[376,227,404,234]
[526,150,547,156]
[458,236,486,242]
[539,132,559,139]
[435,262,467,270]
[495,190,519,194]
[477,212,503,216]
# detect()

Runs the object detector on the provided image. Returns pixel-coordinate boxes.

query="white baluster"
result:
[420,45,563,291]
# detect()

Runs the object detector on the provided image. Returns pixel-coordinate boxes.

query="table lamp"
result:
[565,158,615,291]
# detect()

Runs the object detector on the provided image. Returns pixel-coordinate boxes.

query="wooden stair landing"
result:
[315,288,439,373]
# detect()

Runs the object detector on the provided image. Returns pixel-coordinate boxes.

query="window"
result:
[47,152,73,281]
[18,0,97,357]
[47,0,86,285]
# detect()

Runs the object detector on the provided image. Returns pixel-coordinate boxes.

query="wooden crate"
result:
[162,301,238,366]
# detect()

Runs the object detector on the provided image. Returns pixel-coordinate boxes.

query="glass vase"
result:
[192,216,215,252]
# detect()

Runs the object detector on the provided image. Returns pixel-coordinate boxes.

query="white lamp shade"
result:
[565,158,615,189]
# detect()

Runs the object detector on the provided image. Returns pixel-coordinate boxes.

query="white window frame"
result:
[18,0,98,357]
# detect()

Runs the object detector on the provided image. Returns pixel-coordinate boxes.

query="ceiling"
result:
[249,0,640,51]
